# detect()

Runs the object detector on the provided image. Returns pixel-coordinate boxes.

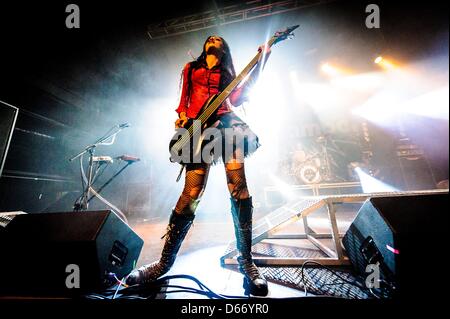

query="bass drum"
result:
[299,164,322,184]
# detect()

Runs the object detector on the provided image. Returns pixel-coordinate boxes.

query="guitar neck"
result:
[199,36,277,122]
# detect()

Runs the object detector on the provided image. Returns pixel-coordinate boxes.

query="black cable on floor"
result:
[83,274,250,300]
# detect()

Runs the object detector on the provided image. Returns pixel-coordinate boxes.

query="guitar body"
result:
[169,94,221,164]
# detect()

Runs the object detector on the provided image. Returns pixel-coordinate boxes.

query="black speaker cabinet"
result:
[0,210,144,295]
[343,193,448,297]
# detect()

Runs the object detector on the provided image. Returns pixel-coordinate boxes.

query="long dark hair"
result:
[180,36,236,103]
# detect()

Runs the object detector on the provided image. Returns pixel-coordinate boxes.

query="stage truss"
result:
[147,0,333,39]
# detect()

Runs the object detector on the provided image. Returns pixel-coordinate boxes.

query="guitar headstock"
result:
[272,25,299,45]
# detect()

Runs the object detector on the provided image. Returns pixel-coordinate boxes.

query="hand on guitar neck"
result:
[238,43,272,95]
[258,43,272,63]
[175,112,189,128]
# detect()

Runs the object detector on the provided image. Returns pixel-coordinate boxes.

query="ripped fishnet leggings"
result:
[225,165,249,200]
[174,164,210,215]
[174,160,249,215]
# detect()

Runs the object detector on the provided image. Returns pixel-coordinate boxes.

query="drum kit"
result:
[285,134,348,185]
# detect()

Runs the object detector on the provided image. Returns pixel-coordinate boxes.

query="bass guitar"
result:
[169,25,299,167]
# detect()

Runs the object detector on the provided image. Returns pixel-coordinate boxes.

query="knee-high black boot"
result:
[230,197,268,296]
[126,210,194,285]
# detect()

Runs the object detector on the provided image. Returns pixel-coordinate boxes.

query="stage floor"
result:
[130,205,359,298]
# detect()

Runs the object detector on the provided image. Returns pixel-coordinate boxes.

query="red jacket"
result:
[175,62,249,119]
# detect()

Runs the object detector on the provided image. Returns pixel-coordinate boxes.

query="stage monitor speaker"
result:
[342,193,448,298]
[0,210,144,295]
[0,100,18,177]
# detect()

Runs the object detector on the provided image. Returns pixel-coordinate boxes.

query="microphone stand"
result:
[69,125,128,211]
[85,161,133,205]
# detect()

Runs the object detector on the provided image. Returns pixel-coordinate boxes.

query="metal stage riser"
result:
[220,189,448,267]
[224,257,351,267]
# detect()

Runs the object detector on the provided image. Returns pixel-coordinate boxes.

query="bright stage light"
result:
[351,60,449,125]
[374,57,396,70]
[330,72,384,91]
[291,78,349,112]
[244,72,286,131]
[320,62,353,77]
[268,173,296,200]
[139,97,183,165]
[354,167,399,193]
[398,86,449,120]
[321,63,340,76]
[353,84,449,124]
[351,90,403,125]
[290,70,341,110]
[245,70,286,162]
